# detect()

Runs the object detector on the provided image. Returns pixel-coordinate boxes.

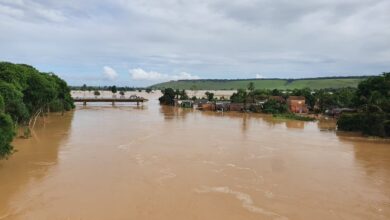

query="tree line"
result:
[158,88,190,105]
[337,73,389,137]
[229,85,357,113]
[0,62,74,159]
[158,73,390,137]
[72,85,152,93]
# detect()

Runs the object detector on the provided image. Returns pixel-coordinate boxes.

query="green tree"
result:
[251,89,268,101]
[334,88,356,108]
[159,88,176,105]
[179,90,189,100]
[94,90,101,97]
[0,62,31,90]
[338,73,390,137]
[81,84,87,97]
[316,90,337,112]
[0,62,74,159]
[0,112,15,159]
[0,81,29,122]
[0,93,15,159]
[174,89,180,99]
[205,91,214,101]
[248,82,255,92]
[48,74,74,112]
[230,89,247,103]
[271,89,282,96]
[262,99,288,114]
[0,95,4,112]
[111,85,117,94]
[23,72,57,115]
[247,82,258,103]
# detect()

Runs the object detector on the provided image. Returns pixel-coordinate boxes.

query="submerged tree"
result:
[111,85,117,95]
[94,90,101,98]
[159,88,176,105]
[178,90,189,100]
[230,89,248,104]
[205,91,214,101]
[262,99,288,114]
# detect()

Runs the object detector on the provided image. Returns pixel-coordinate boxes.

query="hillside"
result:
[149,77,368,90]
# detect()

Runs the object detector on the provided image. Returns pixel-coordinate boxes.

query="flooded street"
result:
[0,93,389,220]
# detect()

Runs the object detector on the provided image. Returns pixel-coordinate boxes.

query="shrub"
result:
[337,113,363,132]
[274,113,316,121]
[262,99,288,114]
[361,113,387,137]
[49,99,64,112]
[0,113,15,159]
[338,113,389,137]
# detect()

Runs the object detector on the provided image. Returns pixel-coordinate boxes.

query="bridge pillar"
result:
[137,101,139,106]
[112,101,115,106]
[83,101,87,106]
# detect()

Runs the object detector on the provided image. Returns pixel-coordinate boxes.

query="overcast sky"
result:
[0,0,389,86]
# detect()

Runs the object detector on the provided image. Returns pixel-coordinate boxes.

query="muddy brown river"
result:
[1,94,389,220]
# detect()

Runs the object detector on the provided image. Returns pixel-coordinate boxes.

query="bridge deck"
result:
[73,98,148,102]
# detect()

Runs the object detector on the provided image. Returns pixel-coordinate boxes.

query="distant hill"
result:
[149,76,369,90]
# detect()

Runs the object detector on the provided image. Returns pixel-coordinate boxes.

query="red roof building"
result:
[287,96,308,113]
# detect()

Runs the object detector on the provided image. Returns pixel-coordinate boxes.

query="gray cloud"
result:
[0,0,389,86]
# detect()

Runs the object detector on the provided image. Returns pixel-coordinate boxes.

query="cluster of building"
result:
[175,96,309,113]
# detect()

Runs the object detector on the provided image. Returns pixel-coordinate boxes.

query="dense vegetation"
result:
[273,113,316,121]
[0,96,14,158]
[262,100,289,114]
[0,62,74,159]
[337,73,390,137]
[158,88,189,105]
[160,73,389,137]
[150,76,367,90]
[228,86,357,113]
[159,83,360,115]
[74,85,152,93]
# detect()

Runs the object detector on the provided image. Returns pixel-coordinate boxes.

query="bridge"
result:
[73,97,148,106]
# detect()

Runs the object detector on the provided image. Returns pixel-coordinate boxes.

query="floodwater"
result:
[1,92,389,220]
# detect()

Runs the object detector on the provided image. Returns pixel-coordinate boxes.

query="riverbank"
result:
[273,113,317,121]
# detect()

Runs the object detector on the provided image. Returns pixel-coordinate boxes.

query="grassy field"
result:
[149,77,367,90]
